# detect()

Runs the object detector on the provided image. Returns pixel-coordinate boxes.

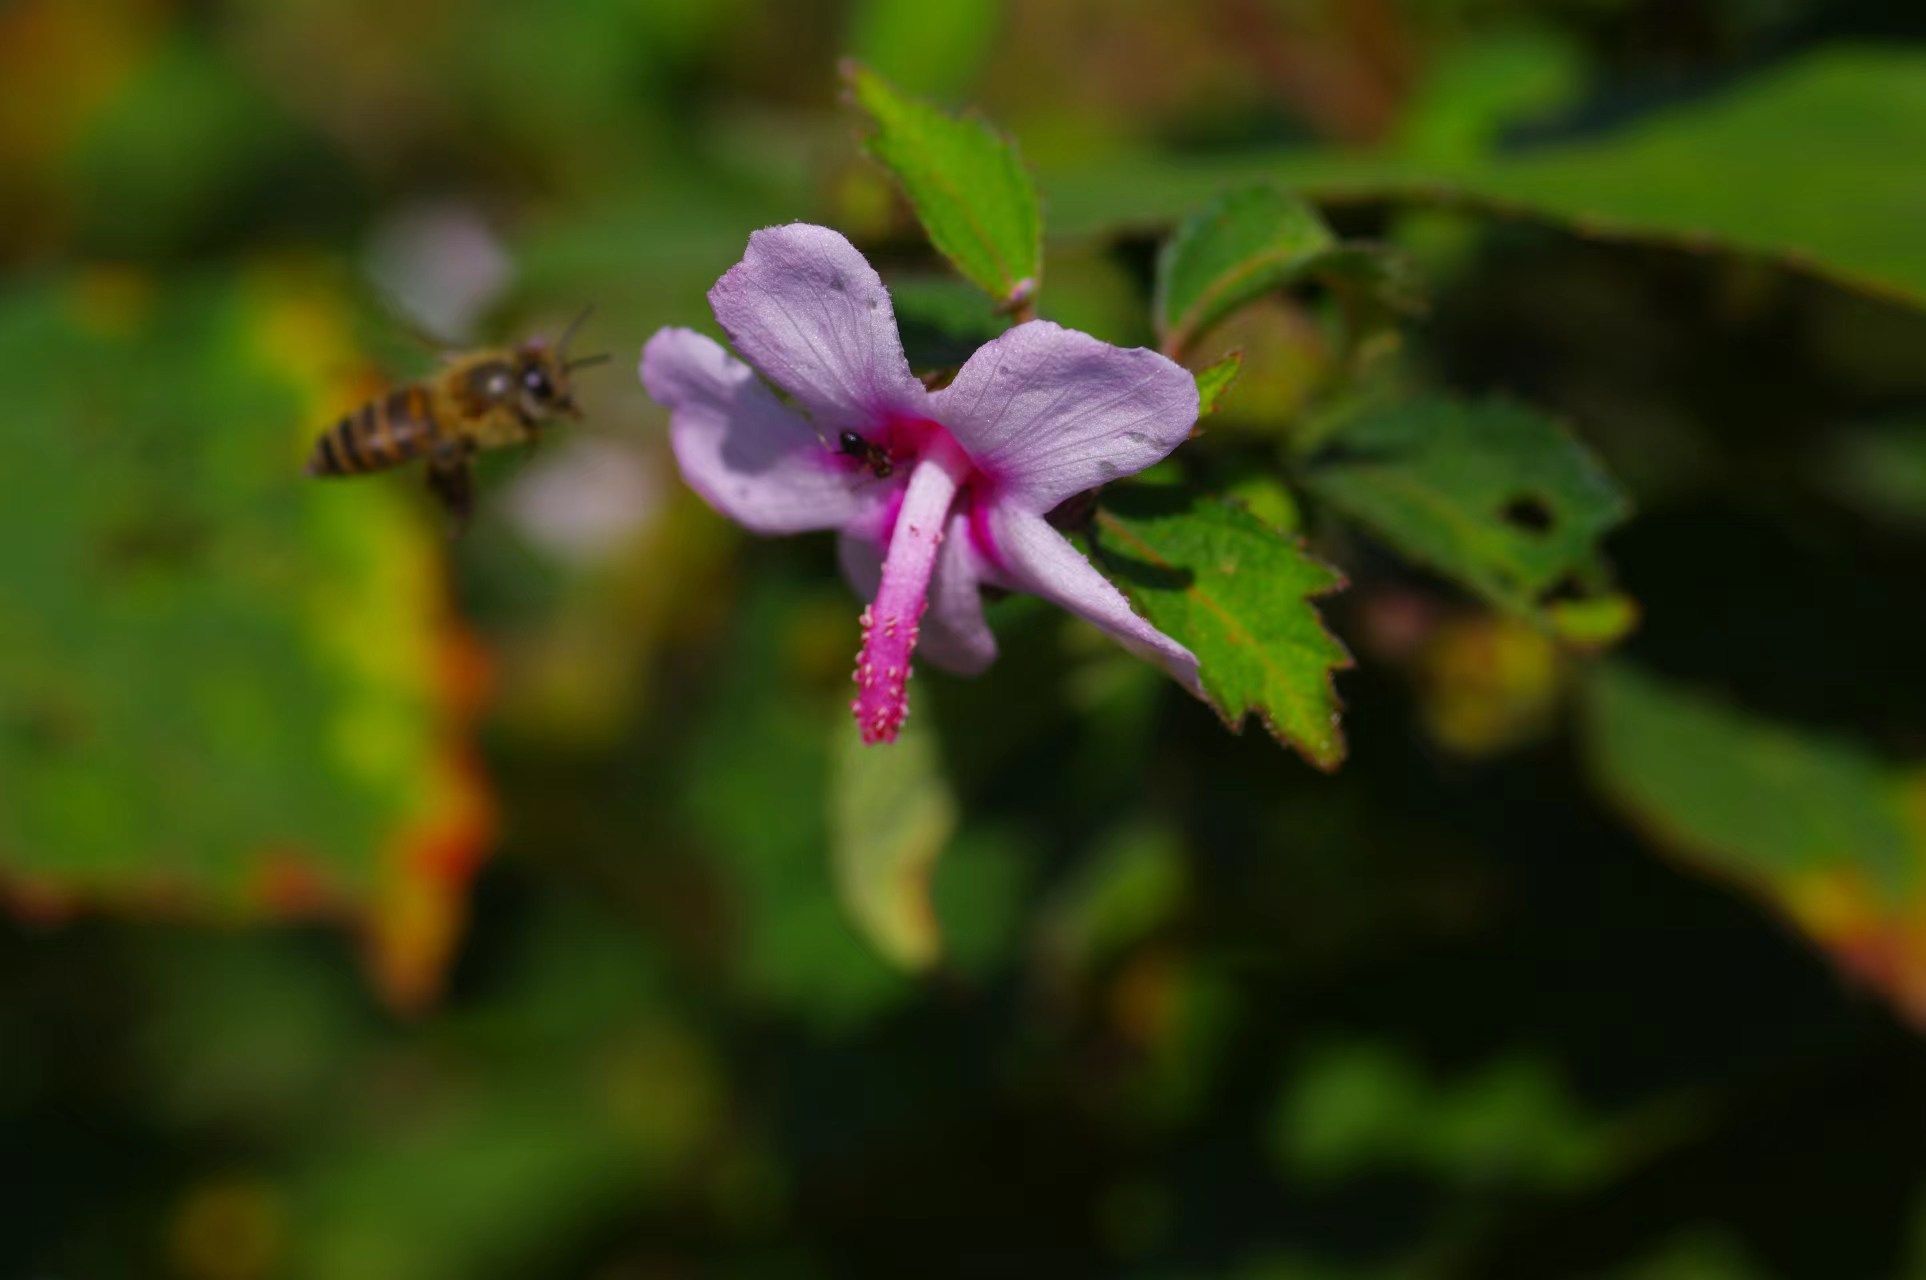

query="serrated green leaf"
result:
[842,61,1041,307]
[1220,468,1303,535]
[829,713,958,970]
[1154,187,1336,356]
[1090,482,1350,769]
[1583,664,1926,1021]
[1305,396,1629,620]
[1194,351,1242,417]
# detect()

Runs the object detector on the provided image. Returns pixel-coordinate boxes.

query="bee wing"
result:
[382,291,464,364]
[363,204,511,350]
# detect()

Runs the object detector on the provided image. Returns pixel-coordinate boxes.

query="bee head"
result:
[515,343,579,421]
[517,306,606,422]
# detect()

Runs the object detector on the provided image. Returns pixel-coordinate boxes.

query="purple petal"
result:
[982,505,1201,694]
[641,327,877,535]
[708,223,928,433]
[931,321,1199,511]
[838,516,997,676]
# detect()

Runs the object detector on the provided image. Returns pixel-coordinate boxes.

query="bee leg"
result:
[513,409,546,456]
[425,445,476,535]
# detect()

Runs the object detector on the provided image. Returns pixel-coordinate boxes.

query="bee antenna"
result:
[557,305,595,359]
[564,352,611,371]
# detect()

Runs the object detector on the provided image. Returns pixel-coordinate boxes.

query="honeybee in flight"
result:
[304,308,608,523]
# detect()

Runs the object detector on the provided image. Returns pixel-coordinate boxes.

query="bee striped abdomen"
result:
[306,386,440,476]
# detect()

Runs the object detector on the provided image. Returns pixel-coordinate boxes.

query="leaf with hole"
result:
[1090,481,1350,769]
[842,61,1042,308]
[1304,396,1629,623]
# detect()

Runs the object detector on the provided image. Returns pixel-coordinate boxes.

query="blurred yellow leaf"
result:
[0,266,492,1008]
[1585,665,1926,1022]
[829,713,957,970]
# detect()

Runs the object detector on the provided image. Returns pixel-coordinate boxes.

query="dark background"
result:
[3,1,1926,1276]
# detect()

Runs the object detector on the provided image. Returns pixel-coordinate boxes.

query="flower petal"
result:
[983,505,1201,694]
[931,320,1199,510]
[641,327,877,534]
[838,515,996,677]
[925,514,999,676]
[708,223,928,433]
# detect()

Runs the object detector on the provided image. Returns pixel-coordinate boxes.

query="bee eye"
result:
[522,367,554,400]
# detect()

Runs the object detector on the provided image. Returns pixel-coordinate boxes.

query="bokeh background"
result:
[5,0,1926,1276]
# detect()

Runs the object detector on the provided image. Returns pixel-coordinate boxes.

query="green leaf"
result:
[1582,664,1926,1021]
[1090,482,1350,770]
[1154,186,1336,356]
[1304,395,1630,620]
[0,270,488,1006]
[1219,468,1303,535]
[829,713,958,970]
[1194,351,1243,417]
[842,61,1042,308]
[1046,48,1926,309]
[1585,665,1913,892]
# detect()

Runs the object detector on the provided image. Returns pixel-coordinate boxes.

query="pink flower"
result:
[641,224,1201,743]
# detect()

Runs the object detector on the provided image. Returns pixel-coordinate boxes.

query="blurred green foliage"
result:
[1154,187,1339,358]
[4,0,1926,1277]
[0,264,487,1007]
[1043,47,1926,306]
[1584,664,1926,1017]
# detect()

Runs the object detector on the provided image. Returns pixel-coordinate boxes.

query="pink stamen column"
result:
[852,433,969,743]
